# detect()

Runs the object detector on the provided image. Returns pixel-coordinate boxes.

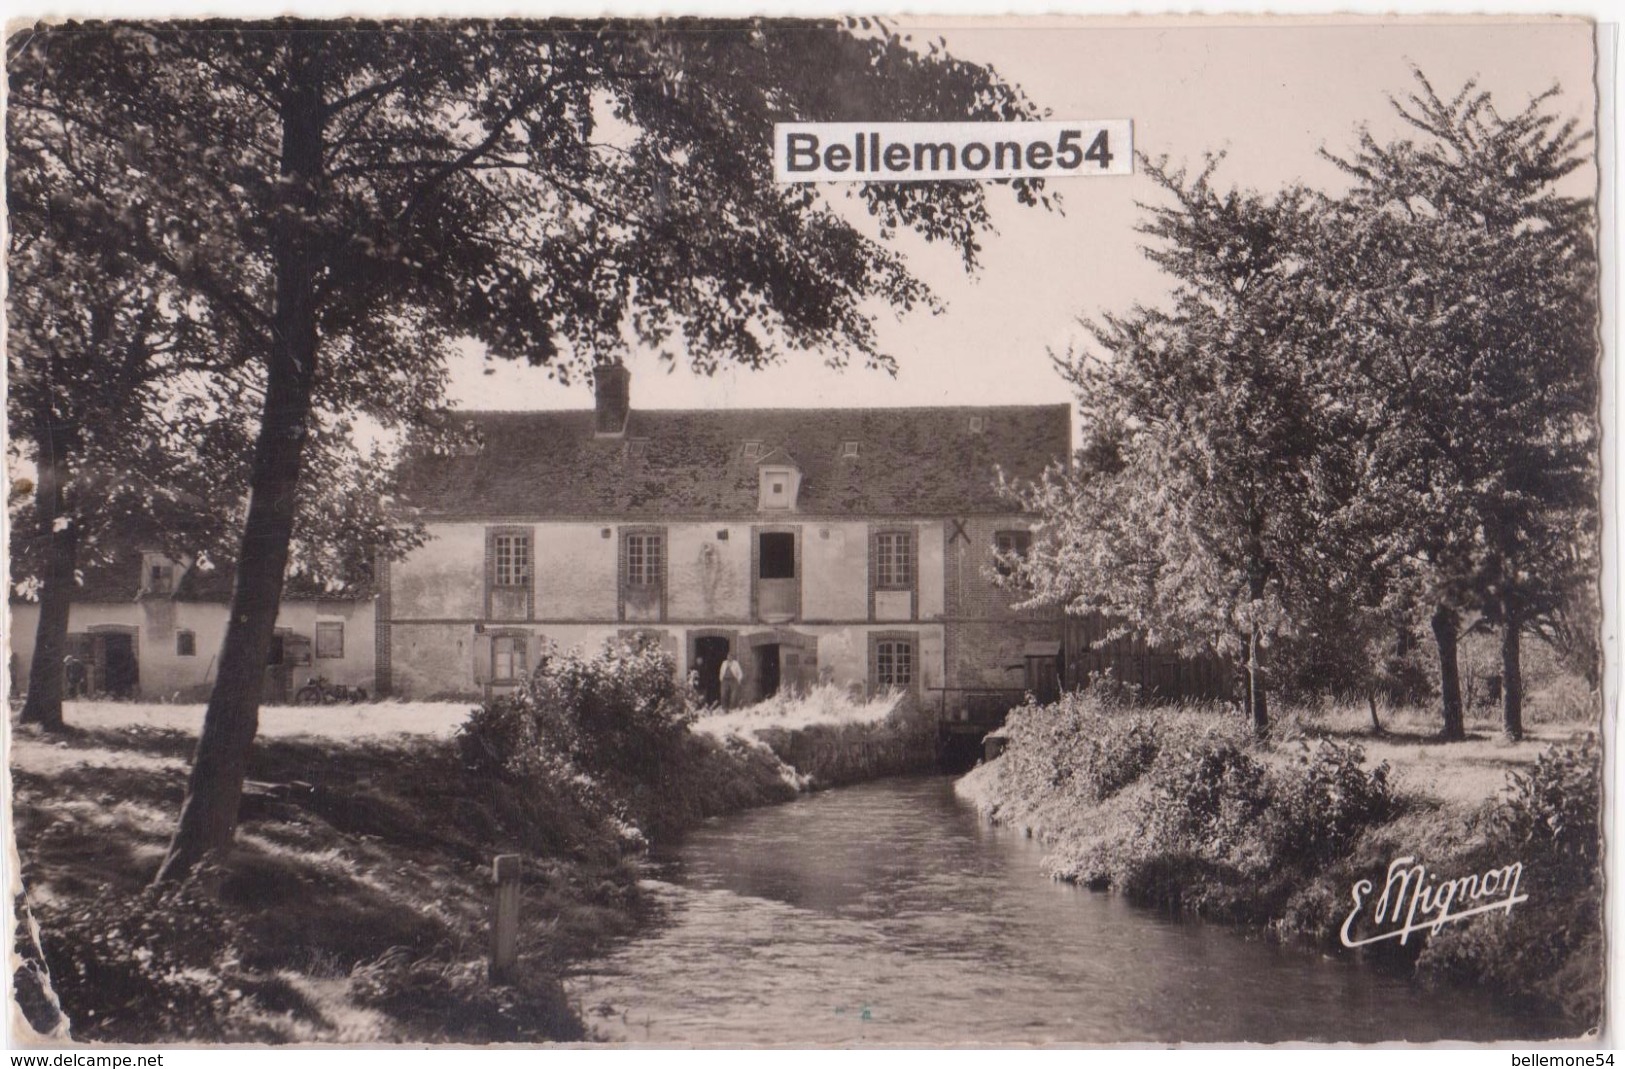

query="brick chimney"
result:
[593,363,631,437]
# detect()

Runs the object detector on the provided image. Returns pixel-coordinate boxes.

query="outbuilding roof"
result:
[8,553,372,605]
[394,405,1071,520]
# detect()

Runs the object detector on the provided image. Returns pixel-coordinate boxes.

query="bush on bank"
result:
[459,638,937,840]
[458,637,843,842]
[960,690,1603,1035]
[1041,704,1396,923]
[1414,734,1603,1032]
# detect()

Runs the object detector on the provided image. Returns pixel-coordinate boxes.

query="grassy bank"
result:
[957,693,1602,1038]
[12,676,935,1044]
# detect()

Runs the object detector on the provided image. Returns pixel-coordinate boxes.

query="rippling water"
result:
[567,776,1525,1045]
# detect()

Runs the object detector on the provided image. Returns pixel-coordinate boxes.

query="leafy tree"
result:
[1300,325,1474,738]
[1322,72,1598,740]
[5,162,233,731]
[1013,159,1357,736]
[9,18,1048,882]
[6,135,426,731]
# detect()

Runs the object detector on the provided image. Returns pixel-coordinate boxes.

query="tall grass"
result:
[692,683,901,739]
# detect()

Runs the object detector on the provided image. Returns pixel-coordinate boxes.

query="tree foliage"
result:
[1009,73,1596,742]
[1009,158,1357,734]
[8,17,1049,879]
[6,106,427,728]
[1322,71,1598,739]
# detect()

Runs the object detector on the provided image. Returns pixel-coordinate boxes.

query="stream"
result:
[567,775,1526,1045]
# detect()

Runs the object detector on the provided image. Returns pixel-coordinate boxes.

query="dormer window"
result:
[759,466,799,510]
[625,438,649,459]
[841,441,860,459]
[742,441,764,460]
[141,552,177,596]
[969,416,986,434]
[754,446,802,510]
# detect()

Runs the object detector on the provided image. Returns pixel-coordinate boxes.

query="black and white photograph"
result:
[3,13,1610,1049]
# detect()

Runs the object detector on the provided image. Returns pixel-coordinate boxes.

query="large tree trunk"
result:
[19,442,77,733]
[1245,566,1268,737]
[1247,624,1268,737]
[155,45,325,885]
[1502,595,1524,742]
[1431,604,1465,741]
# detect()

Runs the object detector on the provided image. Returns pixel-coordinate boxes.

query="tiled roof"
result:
[175,564,373,603]
[395,405,1071,519]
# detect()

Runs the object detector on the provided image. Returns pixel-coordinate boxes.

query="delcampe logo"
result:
[774,121,1133,182]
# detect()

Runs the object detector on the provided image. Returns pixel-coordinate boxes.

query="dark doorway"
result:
[754,643,781,701]
[263,631,311,705]
[759,532,795,578]
[1025,654,1061,705]
[65,633,92,697]
[693,635,730,707]
[97,631,138,698]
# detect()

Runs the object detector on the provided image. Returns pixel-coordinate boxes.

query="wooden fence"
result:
[1063,613,1232,702]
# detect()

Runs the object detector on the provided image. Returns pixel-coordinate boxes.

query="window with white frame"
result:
[874,637,915,689]
[874,531,914,589]
[493,533,532,588]
[626,531,663,587]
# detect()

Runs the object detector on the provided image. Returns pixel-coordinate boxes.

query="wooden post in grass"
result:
[490,854,521,984]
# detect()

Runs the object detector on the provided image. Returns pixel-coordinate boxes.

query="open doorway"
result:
[754,643,781,701]
[93,630,139,698]
[65,633,93,697]
[692,635,730,707]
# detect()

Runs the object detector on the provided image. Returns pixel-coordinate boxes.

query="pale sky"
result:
[443,16,1600,417]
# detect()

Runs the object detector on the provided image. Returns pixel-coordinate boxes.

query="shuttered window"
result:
[315,621,344,659]
[492,634,527,682]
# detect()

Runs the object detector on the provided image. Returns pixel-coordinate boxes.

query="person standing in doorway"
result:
[719,653,744,711]
[63,653,87,699]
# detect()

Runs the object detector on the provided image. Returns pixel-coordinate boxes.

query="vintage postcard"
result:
[4,14,1609,1049]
